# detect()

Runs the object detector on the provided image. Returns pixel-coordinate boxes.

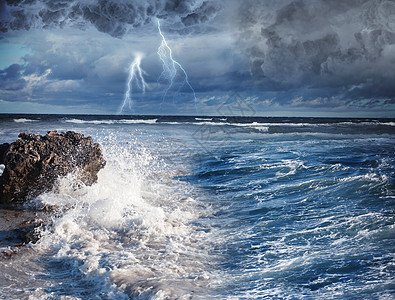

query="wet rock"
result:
[0,208,47,252]
[0,143,9,164]
[0,208,49,256]
[0,131,106,203]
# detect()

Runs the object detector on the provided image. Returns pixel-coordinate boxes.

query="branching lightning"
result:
[157,20,197,110]
[119,21,197,114]
[118,53,148,114]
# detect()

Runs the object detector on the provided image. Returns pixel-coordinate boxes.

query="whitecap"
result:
[14,118,38,123]
[118,119,157,124]
[64,118,115,125]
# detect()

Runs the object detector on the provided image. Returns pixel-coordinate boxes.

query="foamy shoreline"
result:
[0,204,49,256]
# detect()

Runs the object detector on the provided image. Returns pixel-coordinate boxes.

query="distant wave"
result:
[14,118,38,123]
[119,119,158,124]
[203,121,395,128]
[161,121,395,127]
[61,118,395,131]
[250,126,269,132]
[339,121,395,126]
[64,118,158,125]
[64,119,116,124]
[195,118,213,121]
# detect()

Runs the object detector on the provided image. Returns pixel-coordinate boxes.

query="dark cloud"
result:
[0,0,220,37]
[0,0,394,116]
[0,63,22,79]
[0,63,26,90]
[0,30,147,106]
[238,0,395,100]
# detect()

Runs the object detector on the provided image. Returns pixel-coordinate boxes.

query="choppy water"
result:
[0,114,394,299]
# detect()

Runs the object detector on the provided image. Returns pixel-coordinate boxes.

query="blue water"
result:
[0,114,394,299]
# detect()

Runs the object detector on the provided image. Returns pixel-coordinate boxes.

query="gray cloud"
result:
[238,0,395,99]
[0,0,220,37]
[0,0,394,116]
[0,63,26,91]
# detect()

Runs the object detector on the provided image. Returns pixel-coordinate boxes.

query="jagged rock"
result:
[0,208,49,253]
[0,131,106,203]
[0,143,9,164]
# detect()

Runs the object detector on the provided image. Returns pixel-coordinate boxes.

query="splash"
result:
[118,53,148,114]
[157,20,197,110]
[29,133,216,298]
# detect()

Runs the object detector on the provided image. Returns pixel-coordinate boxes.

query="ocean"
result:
[0,114,394,299]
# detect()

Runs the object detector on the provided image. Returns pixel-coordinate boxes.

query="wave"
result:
[157,121,270,130]
[2,118,393,298]
[195,117,213,121]
[29,138,216,298]
[230,121,395,127]
[64,118,116,124]
[36,117,395,130]
[339,121,395,126]
[118,119,158,124]
[159,120,395,128]
[14,118,38,123]
[64,118,158,125]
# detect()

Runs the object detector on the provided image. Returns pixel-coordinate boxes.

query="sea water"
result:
[0,114,394,299]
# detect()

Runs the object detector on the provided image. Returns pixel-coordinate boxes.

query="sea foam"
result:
[31,136,216,298]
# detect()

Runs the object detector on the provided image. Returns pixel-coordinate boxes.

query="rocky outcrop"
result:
[0,131,106,203]
[0,143,9,165]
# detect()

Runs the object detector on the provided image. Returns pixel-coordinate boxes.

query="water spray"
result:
[157,20,197,110]
[118,53,148,114]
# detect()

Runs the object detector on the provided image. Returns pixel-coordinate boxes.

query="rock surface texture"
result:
[0,131,106,203]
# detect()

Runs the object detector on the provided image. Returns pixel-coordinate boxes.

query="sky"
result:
[0,0,394,117]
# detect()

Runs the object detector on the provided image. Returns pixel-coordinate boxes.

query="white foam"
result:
[338,173,388,184]
[251,126,269,132]
[157,121,270,132]
[14,118,38,123]
[118,119,157,124]
[64,118,158,125]
[32,139,216,298]
[64,118,116,124]
[195,117,213,121]
[339,121,395,126]
[0,164,4,176]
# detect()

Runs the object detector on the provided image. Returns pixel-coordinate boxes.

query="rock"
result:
[0,208,49,254]
[0,131,106,203]
[0,143,9,164]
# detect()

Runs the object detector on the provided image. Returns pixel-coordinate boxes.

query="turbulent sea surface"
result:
[0,114,394,299]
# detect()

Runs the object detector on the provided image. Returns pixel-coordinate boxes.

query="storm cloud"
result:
[0,0,220,37]
[0,0,394,116]
[238,0,395,100]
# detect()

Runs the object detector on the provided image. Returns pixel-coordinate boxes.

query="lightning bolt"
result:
[157,20,197,111]
[118,53,148,114]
